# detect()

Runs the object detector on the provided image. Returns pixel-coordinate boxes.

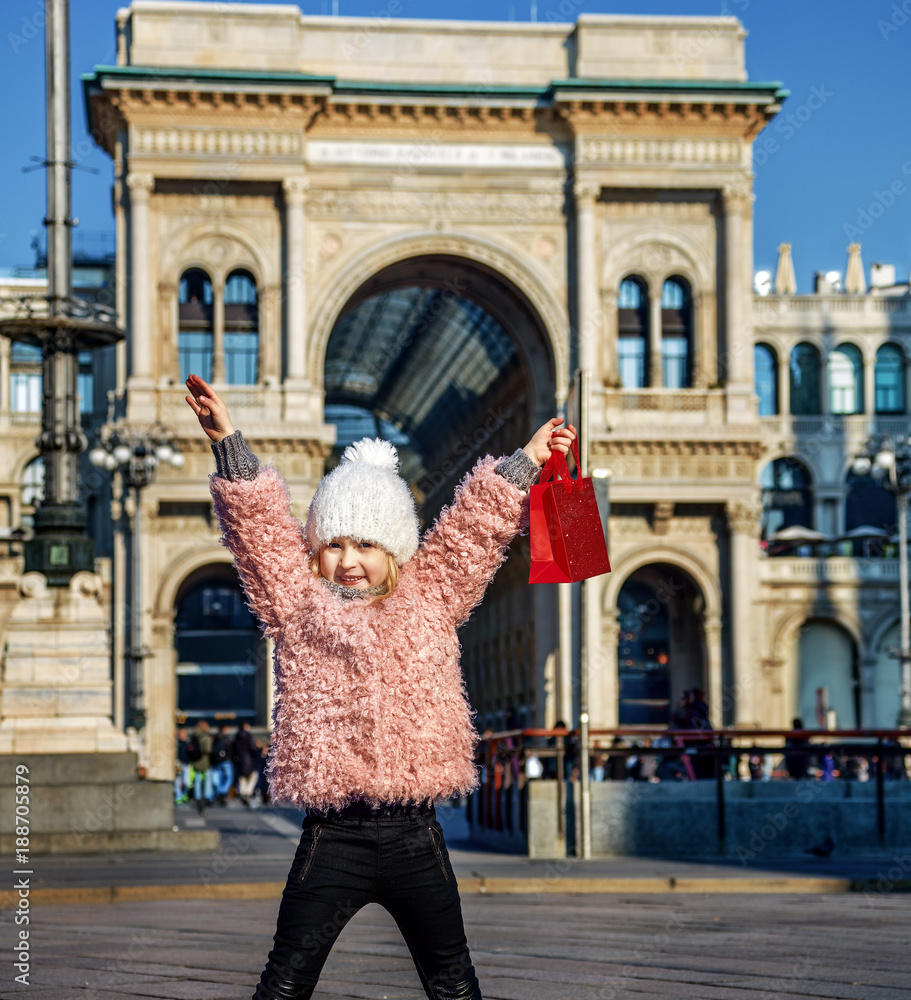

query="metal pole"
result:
[577,369,592,859]
[898,486,911,725]
[130,483,145,729]
[42,0,81,507]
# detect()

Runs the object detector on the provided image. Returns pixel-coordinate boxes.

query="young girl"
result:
[185,373,576,1000]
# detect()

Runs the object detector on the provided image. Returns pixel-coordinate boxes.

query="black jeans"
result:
[253,802,483,1000]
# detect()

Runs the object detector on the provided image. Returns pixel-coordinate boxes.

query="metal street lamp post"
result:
[852,435,911,727]
[90,423,183,730]
[0,0,121,584]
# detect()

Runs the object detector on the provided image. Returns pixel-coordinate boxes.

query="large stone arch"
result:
[771,607,864,665]
[603,544,722,618]
[600,545,723,727]
[306,229,567,423]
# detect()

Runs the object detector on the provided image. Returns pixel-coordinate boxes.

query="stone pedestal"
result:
[0,753,219,854]
[0,572,127,754]
[0,572,218,853]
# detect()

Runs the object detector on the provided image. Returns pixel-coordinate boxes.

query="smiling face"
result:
[318,537,391,590]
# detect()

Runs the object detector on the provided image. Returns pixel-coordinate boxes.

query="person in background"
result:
[210,723,234,805]
[233,720,259,807]
[174,727,191,805]
[192,719,214,814]
[784,718,809,780]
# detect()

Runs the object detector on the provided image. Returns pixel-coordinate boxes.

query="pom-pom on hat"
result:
[305,437,420,565]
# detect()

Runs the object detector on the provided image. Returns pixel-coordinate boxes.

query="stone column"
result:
[704,613,724,728]
[778,347,791,419]
[725,499,762,726]
[259,283,282,384]
[0,337,9,411]
[600,289,618,387]
[699,290,717,389]
[649,278,663,388]
[282,177,308,384]
[594,617,621,728]
[157,282,177,385]
[126,172,154,386]
[863,350,875,416]
[574,181,600,376]
[146,618,176,781]
[722,184,755,421]
[211,276,225,385]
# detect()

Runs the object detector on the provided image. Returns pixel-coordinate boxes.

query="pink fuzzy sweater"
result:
[210,457,527,810]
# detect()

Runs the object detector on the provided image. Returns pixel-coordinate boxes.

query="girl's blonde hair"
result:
[310,547,399,603]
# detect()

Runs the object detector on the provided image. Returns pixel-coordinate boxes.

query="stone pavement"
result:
[3,887,911,999]
[3,801,911,999]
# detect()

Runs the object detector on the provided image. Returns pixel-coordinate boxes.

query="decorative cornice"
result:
[84,66,783,145]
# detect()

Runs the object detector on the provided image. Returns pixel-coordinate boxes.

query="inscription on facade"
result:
[307,140,567,169]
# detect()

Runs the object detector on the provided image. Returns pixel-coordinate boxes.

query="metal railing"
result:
[470,727,911,850]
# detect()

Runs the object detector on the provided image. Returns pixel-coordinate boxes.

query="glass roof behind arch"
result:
[324,284,520,460]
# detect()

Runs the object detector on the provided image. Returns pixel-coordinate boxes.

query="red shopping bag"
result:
[529,439,611,584]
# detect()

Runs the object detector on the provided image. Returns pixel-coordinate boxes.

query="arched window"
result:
[661,277,692,389]
[789,343,821,415]
[10,342,42,412]
[178,268,213,382]
[754,343,778,416]
[795,620,857,729]
[760,456,813,542]
[875,344,905,414]
[175,576,265,724]
[828,343,863,415]
[224,270,259,386]
[617,276,648,389]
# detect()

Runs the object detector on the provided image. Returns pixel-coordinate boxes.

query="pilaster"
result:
[126,171,156,420]
[725,498,761,727]
[574,179,600,377]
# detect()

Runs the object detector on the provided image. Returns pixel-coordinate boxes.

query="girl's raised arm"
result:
[186,375,314,629]
[402,419,575,626]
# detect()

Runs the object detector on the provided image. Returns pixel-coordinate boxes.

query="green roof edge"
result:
[83,65,787,103]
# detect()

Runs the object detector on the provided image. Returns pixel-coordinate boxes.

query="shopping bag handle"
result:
[539,438,582,494]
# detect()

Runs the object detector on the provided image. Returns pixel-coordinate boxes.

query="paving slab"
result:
[4,892,909,1000]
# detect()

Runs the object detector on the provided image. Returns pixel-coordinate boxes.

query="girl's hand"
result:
[522,417,577,468]
[185,374,236,443]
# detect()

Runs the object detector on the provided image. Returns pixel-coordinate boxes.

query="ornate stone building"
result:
[1,4,907,782]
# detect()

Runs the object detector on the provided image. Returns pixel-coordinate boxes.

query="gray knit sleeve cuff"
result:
[211,430,260,481]
[496,448,541,492]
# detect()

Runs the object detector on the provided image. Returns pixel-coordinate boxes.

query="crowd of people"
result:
[514,694,910,784]
[174,720,271,813]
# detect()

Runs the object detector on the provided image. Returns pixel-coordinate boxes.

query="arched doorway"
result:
[615,564,707,725]
[322,254,556,730]
[174,566,267,726]
[791,619,858,729]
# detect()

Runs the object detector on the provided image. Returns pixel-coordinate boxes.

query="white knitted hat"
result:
[305,438,420,565]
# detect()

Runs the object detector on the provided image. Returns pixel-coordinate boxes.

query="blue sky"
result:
[2,0,909,290]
